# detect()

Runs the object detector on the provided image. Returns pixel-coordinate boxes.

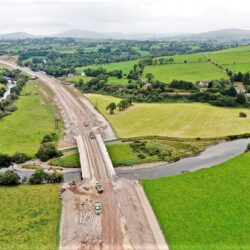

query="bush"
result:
[12,152,31,164]
[41,133,58,143]
[239,112,247,118]
[138,153,146,159]
[0,170,20,185]
[29,168,47,184]
[246,144,250,152]
[46,171,63,183]
[0,153,12,168]
[36,142,61,162]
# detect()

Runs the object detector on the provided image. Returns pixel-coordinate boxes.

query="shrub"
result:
[246,144,250,152]
[236,93,246,104]
[36,142,61,162]
[46,171,63,183]
[0,153,12,168]
[0,170,20,185]
[29,168,47,184]
[12,152,31,164]
[138,153,146,159]
[239,112,247,118]
[41,133,58,143]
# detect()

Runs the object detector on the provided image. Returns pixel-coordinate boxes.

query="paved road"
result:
[0,60,168,250]
[116,138,250,179]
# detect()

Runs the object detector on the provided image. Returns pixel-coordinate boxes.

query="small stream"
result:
[0,81,17,102]
[116,138,250,179]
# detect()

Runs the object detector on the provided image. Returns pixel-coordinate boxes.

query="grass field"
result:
[142,152,250,250]
[107,144,138,166]
[162,53,208,64]
[143,62,228,83]
[49,153,80,168]
[208,52,250,65]
[225,63,250,73]
[76,59,138,76]
[0,81,61,156]
[86,94,250,138]
[67,75,131,86]
[0,184,61,250]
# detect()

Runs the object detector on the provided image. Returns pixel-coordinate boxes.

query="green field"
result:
[67,75,131,86]
[208,52,250,65]
[206,46,250,73]
[0,184,61,250]
[143,62,228,83]
[225,63,250,73]
[86,94,250,138]
[142,152,250,250]
[107,144,138,166]
[0,81,60,156]
[162,53,208,64]
[76,59,138,76]
[49,153,80,168]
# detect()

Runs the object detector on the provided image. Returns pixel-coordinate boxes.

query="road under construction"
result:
[0,58,169,250]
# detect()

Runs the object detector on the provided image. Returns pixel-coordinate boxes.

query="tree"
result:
[12,152,31,164]
[224,86,237,97]
[106,102,116,114]
[0,170,20,185]
[159,58,165,65]
[36,143,61,162]
[145,73,154,82]
[29,168,47,184]
[0,154,12,169]
[236,93,246,104]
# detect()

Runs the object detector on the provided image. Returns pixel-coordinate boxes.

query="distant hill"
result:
[191,29,250,41]
[52,29,168,40]
[0,32,37,40]
[0,28,250,41]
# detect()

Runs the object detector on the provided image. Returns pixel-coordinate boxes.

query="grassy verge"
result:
[142,153,250,250]
[49,153,80,168]
[0,184,62,250]
[86,94,250,138]
[0,80,62,156]
[107,138,217,166]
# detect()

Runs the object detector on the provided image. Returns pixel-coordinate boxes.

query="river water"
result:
[116,138,250,179]
[0,138,249,182]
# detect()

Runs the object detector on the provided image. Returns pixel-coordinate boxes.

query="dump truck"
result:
[90,132,95,139]
[95,181,104,193]
[95,202,101,215]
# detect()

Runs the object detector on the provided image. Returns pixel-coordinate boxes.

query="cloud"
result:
[0,0,249,34]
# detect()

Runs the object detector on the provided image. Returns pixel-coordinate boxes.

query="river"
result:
[116,138,250,179]
[0,138,249,182]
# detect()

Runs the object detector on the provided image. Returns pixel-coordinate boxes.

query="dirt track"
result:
[0,59,169,250]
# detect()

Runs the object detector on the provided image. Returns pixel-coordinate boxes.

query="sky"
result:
[0,0,249,35]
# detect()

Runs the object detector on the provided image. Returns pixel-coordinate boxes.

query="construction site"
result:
[0,59,169,250]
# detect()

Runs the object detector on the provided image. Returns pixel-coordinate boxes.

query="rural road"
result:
[0,59,169,250]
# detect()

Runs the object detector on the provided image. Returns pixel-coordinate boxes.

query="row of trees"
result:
[106,98,133,114]
[0,168,63,185]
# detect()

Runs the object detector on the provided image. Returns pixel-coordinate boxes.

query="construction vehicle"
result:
[95,181,104,193]
[95,202,102,215]
[90,132,95,139]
